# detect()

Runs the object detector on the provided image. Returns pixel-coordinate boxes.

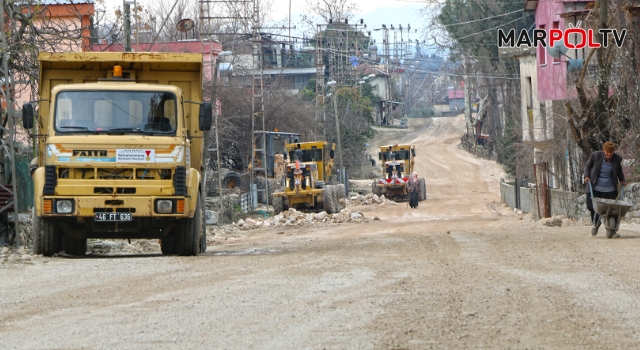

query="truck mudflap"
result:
[37,196,190,217]
[378,177,409,185]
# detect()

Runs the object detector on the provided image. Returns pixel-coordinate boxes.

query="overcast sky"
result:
[104,0,432,52]
[266,0,432,55]
[268,0,421,18]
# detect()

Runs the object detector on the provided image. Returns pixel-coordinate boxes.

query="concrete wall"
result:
[501,181,516,209]
[500,180,583,220]
[502,180,640,223]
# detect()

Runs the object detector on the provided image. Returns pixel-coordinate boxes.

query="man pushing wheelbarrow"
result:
[583,141,629,238]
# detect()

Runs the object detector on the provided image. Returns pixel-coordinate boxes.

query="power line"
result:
[452,14,531,41]
[441,8,525,27]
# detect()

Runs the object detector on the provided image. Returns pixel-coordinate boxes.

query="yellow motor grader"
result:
[372,144,426,201]
[272,141,342,214]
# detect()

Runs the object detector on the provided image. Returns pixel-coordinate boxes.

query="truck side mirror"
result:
[199,102,213,131]
[22,103,34,129]
[411,149,415,157]
[378,152,382,160]
[329,150,335,159]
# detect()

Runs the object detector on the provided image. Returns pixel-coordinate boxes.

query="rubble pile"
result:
[0,246,47,266]
[232,207,379,230]
[87,240,160,255]
[486,201,517,217]
[347,193,397,206]
[17,214,33,247]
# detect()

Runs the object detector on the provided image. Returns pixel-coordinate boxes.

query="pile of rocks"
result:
[87,240,160,255]
[347,193,397,206]
[0,246,46,266]
[17,214,33,247]
[486,201,518,217]
[233,207,379,230]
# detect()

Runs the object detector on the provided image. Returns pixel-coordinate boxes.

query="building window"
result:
[538,24,546,65]
[552,22,561,63]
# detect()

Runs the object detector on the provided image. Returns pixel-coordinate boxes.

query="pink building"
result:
[525,0,596,101]
[13,0,95,106]
[525,0,568,101]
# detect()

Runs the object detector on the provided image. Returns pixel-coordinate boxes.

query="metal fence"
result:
[4,156,33,212]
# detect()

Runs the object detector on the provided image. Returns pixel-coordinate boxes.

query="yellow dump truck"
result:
[372,144,426,201]
[272,141,341,214]
[23,52,212,256]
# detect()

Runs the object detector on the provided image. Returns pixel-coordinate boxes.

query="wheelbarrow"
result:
[589,183,633,238]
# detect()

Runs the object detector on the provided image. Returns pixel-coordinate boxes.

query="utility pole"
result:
[123,0,132,52]
[333,89,344,184]
[463,56,473,144]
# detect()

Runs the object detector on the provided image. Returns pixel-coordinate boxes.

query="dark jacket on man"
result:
[408,177,421,194]
[583,151,625,193]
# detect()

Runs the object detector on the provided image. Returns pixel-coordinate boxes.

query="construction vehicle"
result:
[272,141,341,214]
[23,52,212,256]
[372,144,426,201]
[207,131,299,196]
[250,131,301,204]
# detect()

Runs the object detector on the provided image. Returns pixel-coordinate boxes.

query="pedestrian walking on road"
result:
[408,171,421,209]
[584,141,627,237]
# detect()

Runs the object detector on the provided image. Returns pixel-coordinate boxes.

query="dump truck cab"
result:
[25,52,212,256]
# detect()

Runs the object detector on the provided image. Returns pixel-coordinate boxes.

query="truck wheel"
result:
[33,210,61,257]
[62,236,87,256]
[336,184,345,199]
[273,196,284,215]
[161,234,177,255]
[418,178,426,201]
[334,185,341,209]
[223,171,241,189]
[323,185,337,214]
[177,193,204,256]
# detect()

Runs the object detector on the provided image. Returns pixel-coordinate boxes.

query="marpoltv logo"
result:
[497,23,626,49]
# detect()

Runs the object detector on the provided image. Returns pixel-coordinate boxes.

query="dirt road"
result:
[3,116,640,349]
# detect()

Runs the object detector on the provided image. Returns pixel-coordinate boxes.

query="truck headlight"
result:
[55,199,74,214]
[156,199,173,213]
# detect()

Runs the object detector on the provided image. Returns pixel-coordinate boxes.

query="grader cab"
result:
[372,144,426,201]
[272,141,342,214]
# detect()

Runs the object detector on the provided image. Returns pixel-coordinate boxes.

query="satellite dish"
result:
[176,18,195,32]
[547,42,568,59]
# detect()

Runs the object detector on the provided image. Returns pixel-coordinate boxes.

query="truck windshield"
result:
[54,91,177,135]
[290,149,323,162]
[380,150,410,161]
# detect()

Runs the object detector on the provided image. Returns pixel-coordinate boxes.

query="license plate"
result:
[94,212,133,222]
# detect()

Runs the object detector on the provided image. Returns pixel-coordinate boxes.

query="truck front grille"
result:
[93,208,137,213]
[58,167,172,180]
[44,165,57,195]
[174,166,186,196]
